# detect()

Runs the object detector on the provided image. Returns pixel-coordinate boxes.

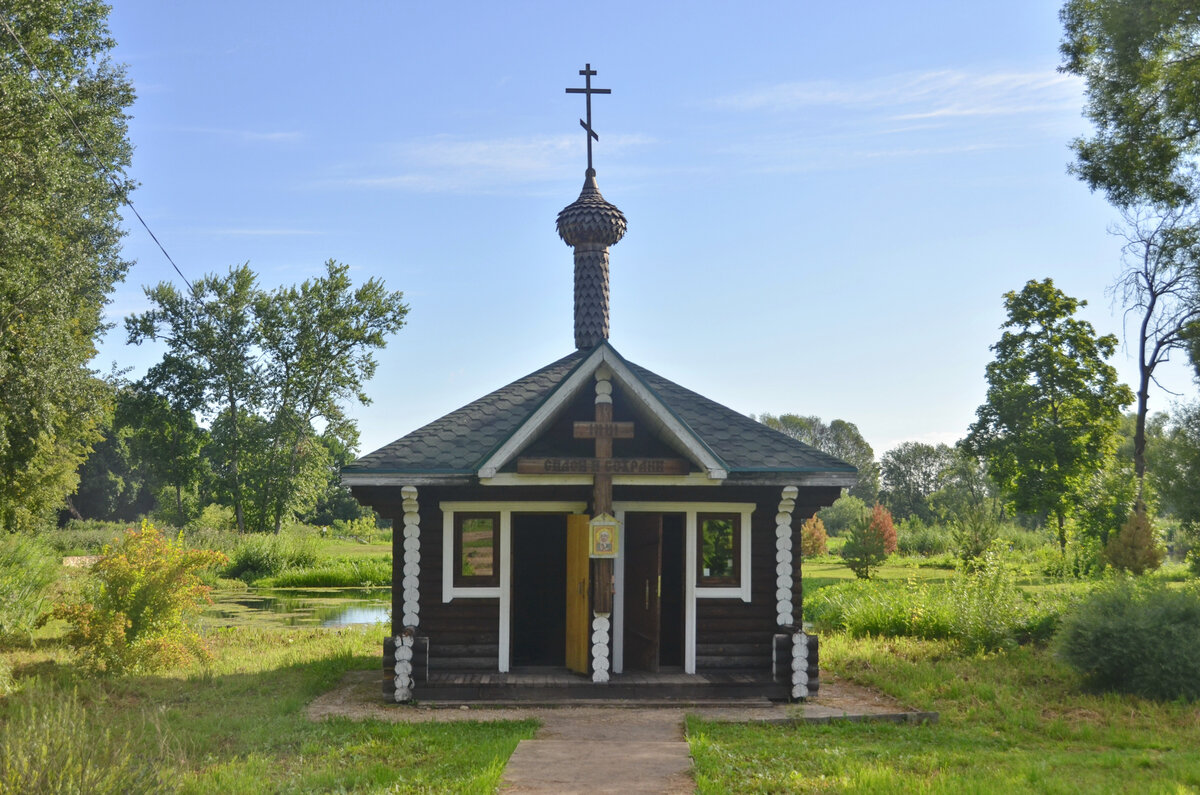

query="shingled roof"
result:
[343,343,856,485]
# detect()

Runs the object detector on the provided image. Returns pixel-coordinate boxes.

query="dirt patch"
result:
[306,669,920,725]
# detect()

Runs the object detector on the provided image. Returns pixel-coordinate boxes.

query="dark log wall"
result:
[694,492,826,672]
[352,482,838,677]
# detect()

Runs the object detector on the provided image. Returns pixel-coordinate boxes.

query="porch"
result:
[398,668,792,703]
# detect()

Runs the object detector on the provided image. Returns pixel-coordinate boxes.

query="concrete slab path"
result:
[500,707,692,793]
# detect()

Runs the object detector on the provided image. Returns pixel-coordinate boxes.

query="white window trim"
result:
[613,501,754,676]
[440,501,586,673]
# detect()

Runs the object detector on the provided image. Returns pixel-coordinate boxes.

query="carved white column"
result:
[395,485,420,701]
[592,615,611,683]
[775,485,798,626]
[791,629,809,700]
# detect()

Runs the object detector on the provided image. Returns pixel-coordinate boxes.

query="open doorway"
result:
[623,512,685,672]
[510,513,567,667]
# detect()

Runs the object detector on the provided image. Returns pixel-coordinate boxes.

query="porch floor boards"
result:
[419,669,787,703]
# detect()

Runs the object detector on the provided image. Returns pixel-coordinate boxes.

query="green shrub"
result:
[896,517,952,556]
[1056,579,1200,701]
[0,683,175,793]
[222,530,319,582]
[816,494,867,536]
[997,523,1047,553]
[0,533,60,644]
[331,515,378,543]
[54,521,227,675]
[185,503,237,534]
[951,506,999,567]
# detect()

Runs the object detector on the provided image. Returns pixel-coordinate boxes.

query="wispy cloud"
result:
[331,132,655,194]
[713,69,1080,121]
[167,126,303,143]
[207,228,319,236]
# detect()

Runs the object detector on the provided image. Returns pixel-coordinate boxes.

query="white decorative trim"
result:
[479,472,721,487]
[775,485,798,626]
[591,614,611,683]
[394,632,414,702]
[791,630,809,700]
[613,501,754,676]
[439,501,588,673]
[476,344,729,480]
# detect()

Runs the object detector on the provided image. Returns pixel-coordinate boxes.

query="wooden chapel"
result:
[343,65,856,702]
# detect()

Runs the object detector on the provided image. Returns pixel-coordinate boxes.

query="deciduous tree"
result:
[1061,0,1200,207]
[758,413,879,502]
[965,279,1132,549]
[0,0,134,531]
[879,441,955,523]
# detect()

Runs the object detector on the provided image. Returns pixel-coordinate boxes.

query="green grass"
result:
[1,626,536,793]
[253,556,391,588]
[687,634,1200,793]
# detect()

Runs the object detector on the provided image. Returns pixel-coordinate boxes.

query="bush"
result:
[53,521,227,675]
[258,556,391,588]
[221,530,319,582]
[896,517,952,557]
[0,533,60,644]
[331,515,379,543]
[799,516,827,557]
[1056,579,1200,701]
[185,503,237,534]
[0,683,174,793]
[1104,509,1164,574]
[817,494,867,536]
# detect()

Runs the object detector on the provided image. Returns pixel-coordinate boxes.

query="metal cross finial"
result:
[565,63,611,172]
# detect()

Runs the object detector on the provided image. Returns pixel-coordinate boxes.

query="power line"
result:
[1,14,193,291]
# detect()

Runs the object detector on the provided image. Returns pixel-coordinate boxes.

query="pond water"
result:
[204,587,391,629]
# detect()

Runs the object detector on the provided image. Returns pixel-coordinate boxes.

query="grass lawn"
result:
[1,625,536,794]
[688,634,1200,793]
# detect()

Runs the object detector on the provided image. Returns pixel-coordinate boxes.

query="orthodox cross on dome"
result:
[565,63,611,172]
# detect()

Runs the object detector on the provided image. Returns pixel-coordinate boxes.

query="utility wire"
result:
[1,15,193,291]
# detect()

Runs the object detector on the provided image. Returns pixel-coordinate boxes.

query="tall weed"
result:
[0,683,177,793]
[0,533,60,643]
[222,530,319,582]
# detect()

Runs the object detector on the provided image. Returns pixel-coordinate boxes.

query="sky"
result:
[96,0,1198,462]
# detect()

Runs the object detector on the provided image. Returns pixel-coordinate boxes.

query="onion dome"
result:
[556,168,627,247]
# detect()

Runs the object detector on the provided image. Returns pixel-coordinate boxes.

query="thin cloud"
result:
[331,132,655,194]
[207,228,320,236]
[167,126,303,143]
[713,69,1080,120]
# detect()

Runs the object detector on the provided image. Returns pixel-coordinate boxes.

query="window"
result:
[697,513,740,586]
[454,512,500,587]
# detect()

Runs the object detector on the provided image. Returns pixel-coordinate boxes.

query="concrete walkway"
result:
[500,708,692,794]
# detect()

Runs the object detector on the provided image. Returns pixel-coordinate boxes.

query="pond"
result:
[204,587,391,629]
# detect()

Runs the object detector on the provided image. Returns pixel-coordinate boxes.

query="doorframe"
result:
[613,502,754,675]
[440,501,587,672]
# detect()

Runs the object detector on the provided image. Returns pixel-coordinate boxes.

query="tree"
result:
[1104,509,1165,574]
[1110,206,1200,503]
[758,413,880,501]
[965,279,1133,550]
[1061,0,1200,207]
[127,262,408,533]
[879,441,955,523]
[840,504,895,579]
[0,0,135,531]
[127,265,261,532]
[1152,401,1200,531]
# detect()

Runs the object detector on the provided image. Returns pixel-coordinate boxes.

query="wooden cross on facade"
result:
[565,63,610,172]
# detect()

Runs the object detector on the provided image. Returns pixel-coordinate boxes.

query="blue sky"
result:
[98,0,1195,461]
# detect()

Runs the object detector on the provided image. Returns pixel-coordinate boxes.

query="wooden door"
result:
[624,513,662,672]
[565,514,590,674]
